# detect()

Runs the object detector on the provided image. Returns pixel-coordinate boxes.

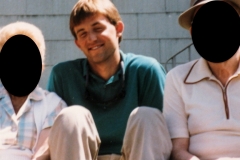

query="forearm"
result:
[171,138,200,160]
[171,150,200,160]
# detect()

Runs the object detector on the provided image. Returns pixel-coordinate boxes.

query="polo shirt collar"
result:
[82,50,126,83]
[120,50,127,63]
[28,86,44,101]
[185,58,240,84]
[185,58,212,83]
[0,81,5,101]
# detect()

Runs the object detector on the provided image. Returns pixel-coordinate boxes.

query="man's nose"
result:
[88,32,97,42]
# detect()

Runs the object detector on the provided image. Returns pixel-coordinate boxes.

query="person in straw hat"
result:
[164,0,240,160]
[0,21,67,160]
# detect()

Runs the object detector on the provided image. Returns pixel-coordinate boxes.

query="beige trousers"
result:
[49,105,172,160]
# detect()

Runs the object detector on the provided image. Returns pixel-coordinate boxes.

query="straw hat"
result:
[178,0,240,30]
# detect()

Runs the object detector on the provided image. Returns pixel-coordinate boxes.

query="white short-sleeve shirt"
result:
[164,58,240,159]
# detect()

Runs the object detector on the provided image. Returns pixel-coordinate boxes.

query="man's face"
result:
[74,13,123,65]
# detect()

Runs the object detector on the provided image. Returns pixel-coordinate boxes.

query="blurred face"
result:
[74,13,124,65]
[190,1,240,63]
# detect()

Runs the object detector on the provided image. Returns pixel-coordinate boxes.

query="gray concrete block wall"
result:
[0,0,199,89]
[166,0,190,12]
[112,0,165,13]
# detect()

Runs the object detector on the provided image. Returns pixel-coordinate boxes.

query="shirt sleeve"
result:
[163,70,189,138]
[42,100,67,129]
[138,60,166,112]
[47,65,64,99]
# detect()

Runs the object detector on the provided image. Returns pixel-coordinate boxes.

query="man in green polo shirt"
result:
[47,0,172,159]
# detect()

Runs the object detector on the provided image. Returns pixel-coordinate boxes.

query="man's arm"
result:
[171,138,200,160]
[138,59,166,111]
[47,65,64,98]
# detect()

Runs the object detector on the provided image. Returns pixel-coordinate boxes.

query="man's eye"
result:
[95,28,103,32]
[79,33,87,38]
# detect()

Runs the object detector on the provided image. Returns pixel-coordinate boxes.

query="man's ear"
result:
[75,39,82,50]
[42,65,45,72]
[190,26,192,35]
[115,21,124,37]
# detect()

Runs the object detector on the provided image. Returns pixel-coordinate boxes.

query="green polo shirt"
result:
[47,51,166,155]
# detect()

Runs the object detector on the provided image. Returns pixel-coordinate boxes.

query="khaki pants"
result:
[49,105,172,160]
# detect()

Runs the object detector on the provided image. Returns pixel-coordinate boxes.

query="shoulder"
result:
[124,53,164,72]
[125,53,160,66]
[166,59,199,83]
[36,87,67,108]
[37,87,62,102]
[50,59,86,80]
[52,59,85,72]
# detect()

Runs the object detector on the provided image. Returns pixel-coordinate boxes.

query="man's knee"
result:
[129,106,163,123]
[57,105,90,119]
[53,105,93,129]
[59,105,90,116]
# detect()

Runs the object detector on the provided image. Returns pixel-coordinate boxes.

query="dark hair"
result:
[69,0,122,43]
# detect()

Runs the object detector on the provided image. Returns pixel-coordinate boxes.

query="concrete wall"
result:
[0,0,200,89]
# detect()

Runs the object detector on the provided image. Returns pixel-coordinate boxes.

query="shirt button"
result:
[11,126,17,132]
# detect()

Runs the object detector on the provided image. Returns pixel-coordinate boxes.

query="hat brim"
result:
[178,0,240,30]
